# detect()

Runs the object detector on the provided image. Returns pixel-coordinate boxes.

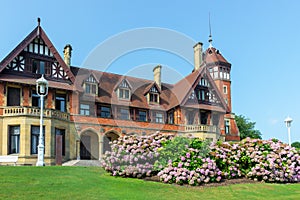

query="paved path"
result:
[63,160,102,167]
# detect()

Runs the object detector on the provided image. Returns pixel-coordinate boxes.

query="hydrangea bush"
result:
[102,133,300,185]
[210,138,300,183]
[158,157,222,186]
[101,132,174,178]
[156,138,218,186]
[241,138,300,182]
[209,142,243,179]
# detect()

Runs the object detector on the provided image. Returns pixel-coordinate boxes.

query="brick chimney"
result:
[153,65,162,89]
[193,42,203,71]
[63,44,72,67]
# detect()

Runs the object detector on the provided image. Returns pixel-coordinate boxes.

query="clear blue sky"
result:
[1,0,300,143]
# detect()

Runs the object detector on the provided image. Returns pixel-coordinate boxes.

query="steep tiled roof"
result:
[204,47,231,67]
[73,67,172,110]
[71,62,228,113]
[168,65,229,113]
[170,67,205,108]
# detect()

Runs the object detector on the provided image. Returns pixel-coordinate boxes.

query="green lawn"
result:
[0,167,300,200]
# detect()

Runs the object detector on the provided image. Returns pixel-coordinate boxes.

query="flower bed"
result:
[102,133,300,185]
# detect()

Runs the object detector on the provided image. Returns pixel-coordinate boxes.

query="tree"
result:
[292,141,300,149]
[235,115,262,140]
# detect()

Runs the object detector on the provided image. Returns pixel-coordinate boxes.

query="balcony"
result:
[184,124,219,133]
[1,106,70,121]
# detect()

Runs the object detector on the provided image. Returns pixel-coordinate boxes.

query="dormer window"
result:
[119,88,130,99]
[85,83,97,94]
[148,85,160,103]
[84,75,98,95]
[117,79,131,100]
[150,93,159,102]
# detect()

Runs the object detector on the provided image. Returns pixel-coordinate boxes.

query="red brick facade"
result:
[0,21,239,164]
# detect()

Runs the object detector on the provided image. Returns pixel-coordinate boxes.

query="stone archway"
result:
[80,130,99,160]
[103,131,120,154]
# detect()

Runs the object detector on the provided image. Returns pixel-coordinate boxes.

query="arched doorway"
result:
[80,130,99,160]
[103,131,119,154]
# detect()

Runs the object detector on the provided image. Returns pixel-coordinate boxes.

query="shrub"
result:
[210,137,300,183]
[157,138,219,185]
[154,137,210,171]
[101,132,174,178]
[157,157,222,186]
[209,142,242,179]
[102,133,300,185]
[243,139,300,183]
[153,136,190,171]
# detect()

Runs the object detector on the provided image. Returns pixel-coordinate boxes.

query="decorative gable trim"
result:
[143,82,161,95]
[0,25,75,83]
[85,74,98,83]
[143,82,161,104]
[114,78,132,91]
[150,85,159,93]
[181,67,229,112]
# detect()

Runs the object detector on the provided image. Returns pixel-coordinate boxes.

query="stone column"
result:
[76,140,80,160]
[55,135,62,165]
[99,135,104,159]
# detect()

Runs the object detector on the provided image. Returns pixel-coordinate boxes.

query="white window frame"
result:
[155,112,164,123]
[118,88,130,99]
[80,104,90,116]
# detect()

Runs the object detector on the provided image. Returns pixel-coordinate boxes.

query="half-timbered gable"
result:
[184,71,226,110]
[0,22,75,83]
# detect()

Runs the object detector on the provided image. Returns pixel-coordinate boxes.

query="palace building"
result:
[0,20,239,165]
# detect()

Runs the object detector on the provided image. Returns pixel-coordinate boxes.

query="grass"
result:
[0,167,300,200]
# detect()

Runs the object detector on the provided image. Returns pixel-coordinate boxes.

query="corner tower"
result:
[203,38,239,140]
[205,47,232,111]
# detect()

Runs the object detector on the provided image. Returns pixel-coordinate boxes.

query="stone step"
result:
[63,160,102,167]
[62,160,80,166]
